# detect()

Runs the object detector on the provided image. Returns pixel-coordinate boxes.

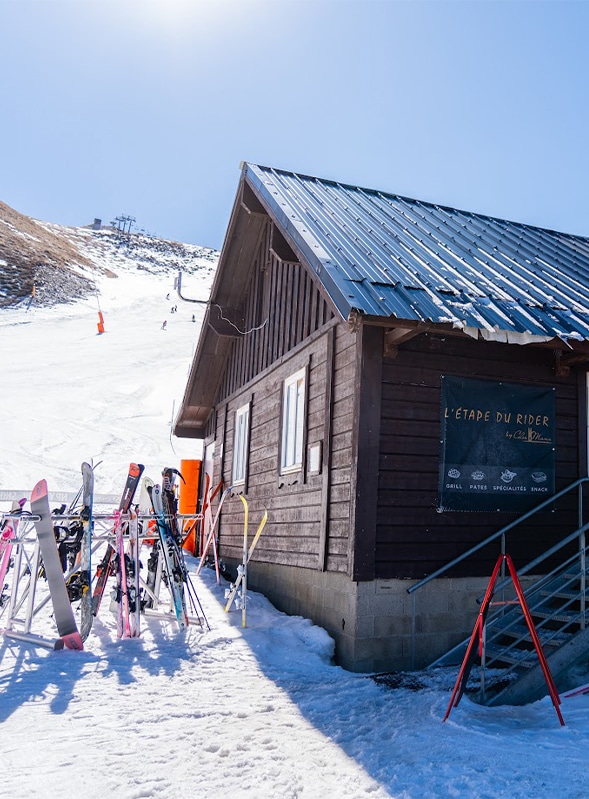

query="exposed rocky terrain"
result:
[0,201,218,307]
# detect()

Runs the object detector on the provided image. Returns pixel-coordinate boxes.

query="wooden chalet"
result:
[175,163,589,673]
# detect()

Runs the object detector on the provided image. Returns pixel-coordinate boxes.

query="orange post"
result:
[180,459,201,554]
[97,311,105,334]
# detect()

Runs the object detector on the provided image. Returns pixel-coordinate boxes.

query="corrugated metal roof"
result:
[245,163,589,342]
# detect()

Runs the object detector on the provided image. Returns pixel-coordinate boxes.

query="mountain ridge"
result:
[0,201,218,308]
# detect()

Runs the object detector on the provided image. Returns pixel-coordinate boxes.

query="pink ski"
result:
[0,518,17,597]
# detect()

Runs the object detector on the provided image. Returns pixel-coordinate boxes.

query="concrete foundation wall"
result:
[354,576,490,672]
[243,560,491,673]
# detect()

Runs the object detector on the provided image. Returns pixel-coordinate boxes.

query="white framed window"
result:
[281,368,306,473]
[232,403,250,485]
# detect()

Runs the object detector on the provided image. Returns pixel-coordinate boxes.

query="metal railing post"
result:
[581,528,586,631]
[500,533,506,608]
[411,590,416,670]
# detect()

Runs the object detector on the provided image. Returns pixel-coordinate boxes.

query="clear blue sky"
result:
[1,0,588,250]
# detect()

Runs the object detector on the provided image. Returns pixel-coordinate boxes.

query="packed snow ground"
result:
[1,253,589,798]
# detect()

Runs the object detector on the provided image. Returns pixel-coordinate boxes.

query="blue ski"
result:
[148,483,188,629]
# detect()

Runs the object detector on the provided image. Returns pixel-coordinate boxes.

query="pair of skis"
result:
[144,469,210,630]
[92,462,144,622]
[92,463,144,638]
[147,479,189,629]
[224,496,268,627]
[111,505,142,638]
[105,465,191,635]
[65,462,95,641]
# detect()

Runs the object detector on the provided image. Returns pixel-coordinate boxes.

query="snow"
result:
[1,249,589,799]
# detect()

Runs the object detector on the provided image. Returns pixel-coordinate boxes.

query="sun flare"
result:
[139,0,249,30]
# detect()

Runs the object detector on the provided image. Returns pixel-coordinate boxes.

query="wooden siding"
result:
[375,333,585,580]
[325,323,356,572]
[214,326,355,572]
[217,222,335,403]
[349,324,382,581]
[209,220,356,574]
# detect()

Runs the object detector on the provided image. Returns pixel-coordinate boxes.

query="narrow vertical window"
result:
[232,403,250,485]
[281,368,306,473]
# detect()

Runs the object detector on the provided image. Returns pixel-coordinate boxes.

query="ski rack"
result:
[0,512,71,650]
[0,509,209,647]
[90,511,209,631]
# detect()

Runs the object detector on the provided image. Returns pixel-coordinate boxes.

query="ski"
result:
[127,507,141,636]
[148,483,188,629]
[157,470,210,630]
[112,510,131,638]
[30,479,83,650]
[92,462,144,616]
[0,523,15,605]
[158,468,208,626]
[224,501,268,618]
[0,499,25,608]
[65,463,94,640]
[140,477,159,611]
[161,467,184,537]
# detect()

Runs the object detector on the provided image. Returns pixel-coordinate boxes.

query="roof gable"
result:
[245,163,589,343]
[175,163,589,438]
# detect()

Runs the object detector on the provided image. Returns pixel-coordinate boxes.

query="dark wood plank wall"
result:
[376,332,584,580]
[326,323,356,573]
[211,223,358,572]
[217,334,327,569]
[217,222,335,402]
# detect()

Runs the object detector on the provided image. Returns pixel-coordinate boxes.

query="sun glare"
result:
[138,0,251,33]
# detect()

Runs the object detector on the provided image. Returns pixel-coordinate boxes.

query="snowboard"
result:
[31,479,83,650]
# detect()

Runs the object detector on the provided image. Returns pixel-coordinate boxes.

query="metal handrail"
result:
[407,476,589,596]
[428,542,587,670]
[477,520,589,601]
[471,550,589,690]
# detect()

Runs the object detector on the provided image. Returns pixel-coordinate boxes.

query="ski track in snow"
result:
[1,258,589,798]
[0,265,206,495]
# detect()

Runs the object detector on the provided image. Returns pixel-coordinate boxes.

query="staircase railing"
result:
[406,476,589,669]
[432,521,589,672]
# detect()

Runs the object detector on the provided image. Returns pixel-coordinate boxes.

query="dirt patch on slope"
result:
[0,200,97,307]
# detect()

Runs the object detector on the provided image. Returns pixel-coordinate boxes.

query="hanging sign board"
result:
[439,376,555,512]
